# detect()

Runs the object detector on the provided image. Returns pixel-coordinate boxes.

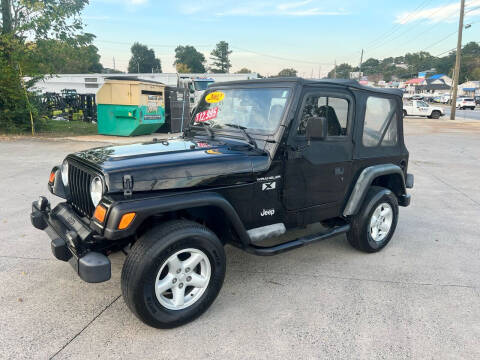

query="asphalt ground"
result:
[1,117,479,359]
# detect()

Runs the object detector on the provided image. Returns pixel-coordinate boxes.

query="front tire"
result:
[431,110,441,119]
[347,186,399,253]
[121,220,226,328]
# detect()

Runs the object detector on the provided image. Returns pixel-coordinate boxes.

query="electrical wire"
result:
[362,0,434,49]
[231,46,334,65]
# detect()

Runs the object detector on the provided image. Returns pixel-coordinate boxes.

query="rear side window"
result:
[363,97,398,147]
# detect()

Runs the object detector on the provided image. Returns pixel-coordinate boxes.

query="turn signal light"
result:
[118,212,136,230]
[49,171,56,184]
[93,205,107,223]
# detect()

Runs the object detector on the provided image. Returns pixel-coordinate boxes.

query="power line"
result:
[231,46,334,65]
[336,0,436,63]
[366,0,452,54]
[422,30,458,52]
[95,39,214,48]
[362,0,435,49]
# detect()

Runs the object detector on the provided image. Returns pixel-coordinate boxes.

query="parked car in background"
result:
[410,95,424,101]
[403,100,444,119]
[456,97,476,110]
[432,94,450,104]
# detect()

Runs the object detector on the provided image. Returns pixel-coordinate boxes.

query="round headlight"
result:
[90,176,104,207]
[61,160,69,186]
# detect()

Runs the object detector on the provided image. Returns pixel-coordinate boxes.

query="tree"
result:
[328,63,353,79]
[1,0,89,133]
[25,35,103,74]
[2,0,88,41]
[175,63,191,73]
[277,68,297,77]
[1,0,13,34]
[174,45,205,73]
[210,41,232,73]
[361,58,380,75]
[236,68,252,74]
[128,42,162,73]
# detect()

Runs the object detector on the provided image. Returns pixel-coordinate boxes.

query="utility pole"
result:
[450,0,466,120]
[318,65,321,79]
[334,60,337,79]
[137,62,140,73]
[113,57,116,71]
[358,49,364,81]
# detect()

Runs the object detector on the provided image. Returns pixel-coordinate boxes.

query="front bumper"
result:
[30,197,111,283]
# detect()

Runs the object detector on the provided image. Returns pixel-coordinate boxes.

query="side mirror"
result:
[305,116,328,141]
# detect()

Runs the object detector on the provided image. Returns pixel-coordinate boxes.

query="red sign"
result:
[195,107,218,123]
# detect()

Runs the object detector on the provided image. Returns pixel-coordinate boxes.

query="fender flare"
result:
[343,164,406,217]
[103,192,251,245]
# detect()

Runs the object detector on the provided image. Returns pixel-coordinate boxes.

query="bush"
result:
[0,38,39,134]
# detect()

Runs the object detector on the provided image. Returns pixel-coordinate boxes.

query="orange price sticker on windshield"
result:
[205,91,225,103]
[195,107,218,122]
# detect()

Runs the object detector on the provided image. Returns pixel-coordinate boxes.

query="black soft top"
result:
[210,77,403,97]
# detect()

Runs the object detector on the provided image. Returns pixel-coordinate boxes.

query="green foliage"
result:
[277,68,298,77]
[0,0,90,133]
[35,119,97,136]
[235,67,252,74]
[175,63,191,73]
[0,35,39,133]
[3,0,88,41]
[327,42,480,82]
[174,45,206,73]
[328,63,352,79]
[23,36,103,74]
[210,41,232,73]
[128,42,162,73]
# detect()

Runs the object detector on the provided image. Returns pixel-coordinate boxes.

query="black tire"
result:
[121,220,226,328]
[431,110,441,119]
[402,110,407,118]
[347,186,399,253]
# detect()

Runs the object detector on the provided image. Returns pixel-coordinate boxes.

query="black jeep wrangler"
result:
[31,78,413,328]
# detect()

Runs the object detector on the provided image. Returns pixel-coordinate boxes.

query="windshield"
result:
[194,81,214,91]
[192,87,291,133]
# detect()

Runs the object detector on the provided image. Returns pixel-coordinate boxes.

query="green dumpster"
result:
[96,78,166,136]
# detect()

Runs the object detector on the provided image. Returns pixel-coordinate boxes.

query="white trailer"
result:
[31,73,257,97]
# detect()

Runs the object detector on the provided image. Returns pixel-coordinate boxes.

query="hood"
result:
[70,137,269,193]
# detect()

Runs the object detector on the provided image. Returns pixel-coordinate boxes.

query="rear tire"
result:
[347,186,399,253]
[121,220,226,328]
[402,110,407,118]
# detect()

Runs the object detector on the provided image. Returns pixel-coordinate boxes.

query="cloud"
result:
[181,0,348,17]
[277,0,313,11]
[395,0,480,24]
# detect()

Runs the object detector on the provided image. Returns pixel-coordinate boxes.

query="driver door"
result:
[283,89,354,212]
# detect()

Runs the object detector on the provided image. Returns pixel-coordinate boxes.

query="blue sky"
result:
[83,0,480,76]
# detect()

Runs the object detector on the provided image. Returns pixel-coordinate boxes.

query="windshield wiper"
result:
[195,123,214,139]
[224,124,257,149]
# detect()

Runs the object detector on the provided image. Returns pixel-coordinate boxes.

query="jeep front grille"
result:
[68,162,95,217]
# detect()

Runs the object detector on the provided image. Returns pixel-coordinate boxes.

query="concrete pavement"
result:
[1,118,479,359]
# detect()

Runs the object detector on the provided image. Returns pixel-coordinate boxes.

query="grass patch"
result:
[35,120,98,137]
